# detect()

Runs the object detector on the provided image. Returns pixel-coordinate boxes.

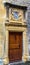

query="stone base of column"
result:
[22,55,28,62]
[3,57,9,65]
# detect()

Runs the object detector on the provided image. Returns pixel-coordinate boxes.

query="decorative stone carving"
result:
[9,8,24,22]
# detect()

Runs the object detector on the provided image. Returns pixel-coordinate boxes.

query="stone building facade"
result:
[0,0,30,64]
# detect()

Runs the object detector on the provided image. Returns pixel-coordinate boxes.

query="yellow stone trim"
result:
[6,26,26,32]
[5,25,28,63]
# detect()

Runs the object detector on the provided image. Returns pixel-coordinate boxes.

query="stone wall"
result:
[0,0,27,59]
[0,0,6,58]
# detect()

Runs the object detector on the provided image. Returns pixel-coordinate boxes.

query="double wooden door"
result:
[8,32,22,62]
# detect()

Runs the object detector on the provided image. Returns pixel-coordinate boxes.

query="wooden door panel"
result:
[9,34,15,44]
[8,32,22,62]
[10,43,19,49]
[10,49,20,61]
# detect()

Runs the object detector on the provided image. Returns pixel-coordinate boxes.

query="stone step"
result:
[9,63,24,65]
[8,61,25,65]
[8,61,30,65]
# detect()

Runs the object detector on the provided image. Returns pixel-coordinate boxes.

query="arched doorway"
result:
[8,32,23,63]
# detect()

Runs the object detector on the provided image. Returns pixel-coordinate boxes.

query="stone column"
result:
[22,29,28,62]
[3,29,9,64]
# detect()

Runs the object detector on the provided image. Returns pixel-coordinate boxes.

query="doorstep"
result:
[8,61,25,65]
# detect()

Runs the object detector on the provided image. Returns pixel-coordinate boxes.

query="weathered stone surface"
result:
[3,0,30,6]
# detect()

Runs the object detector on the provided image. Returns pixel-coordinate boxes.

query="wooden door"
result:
[8,32,22,63]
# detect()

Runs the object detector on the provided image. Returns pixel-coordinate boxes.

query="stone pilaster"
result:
[3,29,9,64]
[22,29,28,61]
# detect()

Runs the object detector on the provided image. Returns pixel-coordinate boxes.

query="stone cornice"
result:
[4,2,27,11]
[5,22,27,27]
